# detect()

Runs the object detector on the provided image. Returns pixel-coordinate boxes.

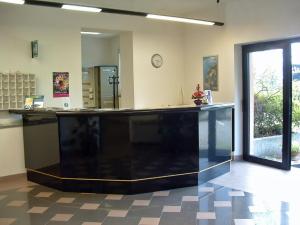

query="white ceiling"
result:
[41,0,228,16]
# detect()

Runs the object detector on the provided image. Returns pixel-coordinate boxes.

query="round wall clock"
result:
[151,54,163,68]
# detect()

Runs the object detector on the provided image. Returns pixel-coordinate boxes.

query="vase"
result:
[194,99,202,106]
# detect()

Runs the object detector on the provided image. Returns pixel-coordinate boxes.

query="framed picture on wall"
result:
[53,72,69,97]
[203,55,219,91]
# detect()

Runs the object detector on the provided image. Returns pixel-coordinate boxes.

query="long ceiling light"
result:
[146,14,215,26]
[81,31,102,35]
[0,0,24,4]
[62,4,102,13]
[1,0,224,26]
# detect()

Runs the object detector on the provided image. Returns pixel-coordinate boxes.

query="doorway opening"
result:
[243,38,300,170]
[81,30,120,109]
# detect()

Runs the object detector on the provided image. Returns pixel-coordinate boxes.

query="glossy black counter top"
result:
[9,103,234,115]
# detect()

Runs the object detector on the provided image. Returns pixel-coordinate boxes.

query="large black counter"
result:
[10,104,233,194]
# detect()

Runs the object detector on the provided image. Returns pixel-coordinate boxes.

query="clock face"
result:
[151,54,163,68]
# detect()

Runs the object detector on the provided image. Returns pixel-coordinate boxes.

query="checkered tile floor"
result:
[0,182,298,225]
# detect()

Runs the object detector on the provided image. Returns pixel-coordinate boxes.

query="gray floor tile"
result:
[101,216,140,225]
[128,205,163,218]
[70,208,108,223]
[160,213,197,225]
[100,200,133,210]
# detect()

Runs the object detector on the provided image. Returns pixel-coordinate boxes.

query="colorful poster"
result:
[203,56,218,91]
[53,72,69,97]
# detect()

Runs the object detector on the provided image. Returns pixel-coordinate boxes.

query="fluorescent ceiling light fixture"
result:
[0,0,24,4]
[81,31,102,35]
[62,4,102,13]
[146,14,215,26]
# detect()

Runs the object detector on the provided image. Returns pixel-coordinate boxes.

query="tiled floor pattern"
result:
[0,182,298,225]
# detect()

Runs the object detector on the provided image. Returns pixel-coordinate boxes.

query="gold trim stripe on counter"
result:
[27,160,231,182]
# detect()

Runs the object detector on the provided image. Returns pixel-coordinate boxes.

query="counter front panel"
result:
[11,104,233,194]
[58,112,199,180]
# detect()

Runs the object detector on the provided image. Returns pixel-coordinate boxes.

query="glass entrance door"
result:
[291,43,300,165]
[243,41,292,170]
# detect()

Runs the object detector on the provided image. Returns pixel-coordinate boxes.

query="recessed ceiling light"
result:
[62,4,102,13]
[146,14,215,26]
[81,31,102,35]
[0,0,24,4]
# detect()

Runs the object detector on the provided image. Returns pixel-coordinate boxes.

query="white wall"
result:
[183,0,300,156]
[0,3,184,176]
[119,32,134,108]
[133,29,185,108]
[0,25,82,108]
[0,4,185,109]
[82,36,114,68]
[0,127,25,177]
[110,36,120,67]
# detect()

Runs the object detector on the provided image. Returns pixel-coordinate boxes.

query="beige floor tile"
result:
[229,191,245,197]
[214,201,232,207]
[107,210,128,217]
[80,203,100,210]
[162,206,181,212]
[56,197,75,204]
[51,214,73,222]
[248,205,267,213]
[234,219,256,225]
[105,194,123,200]
[7,200,26,207]
[197,212,216,220]
[82,222,102,225]
[199,187,214,192]
[132,200,151,206]
[17,187,34,193]
[27,207,48,214]
[182,196,198,202]
[139,217,160,225]
[152,191,170,197]
[0,218,16,225]
[35,192,53,198]
[0,173,36,192]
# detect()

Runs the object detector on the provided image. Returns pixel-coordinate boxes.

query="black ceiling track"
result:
[22,0,224,26]
[25,0,62,8]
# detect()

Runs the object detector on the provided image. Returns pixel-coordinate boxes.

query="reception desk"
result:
[10,104,233,194]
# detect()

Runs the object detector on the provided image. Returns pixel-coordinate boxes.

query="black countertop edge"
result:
[9,103,234,115]
[0,124,22,129]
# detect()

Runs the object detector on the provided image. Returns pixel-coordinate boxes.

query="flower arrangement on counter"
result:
[192,84,206,106]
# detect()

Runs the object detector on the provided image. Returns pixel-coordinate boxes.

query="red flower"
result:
[192,84,205,99]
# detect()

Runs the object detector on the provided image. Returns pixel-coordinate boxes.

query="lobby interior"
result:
[1,0,300,225]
